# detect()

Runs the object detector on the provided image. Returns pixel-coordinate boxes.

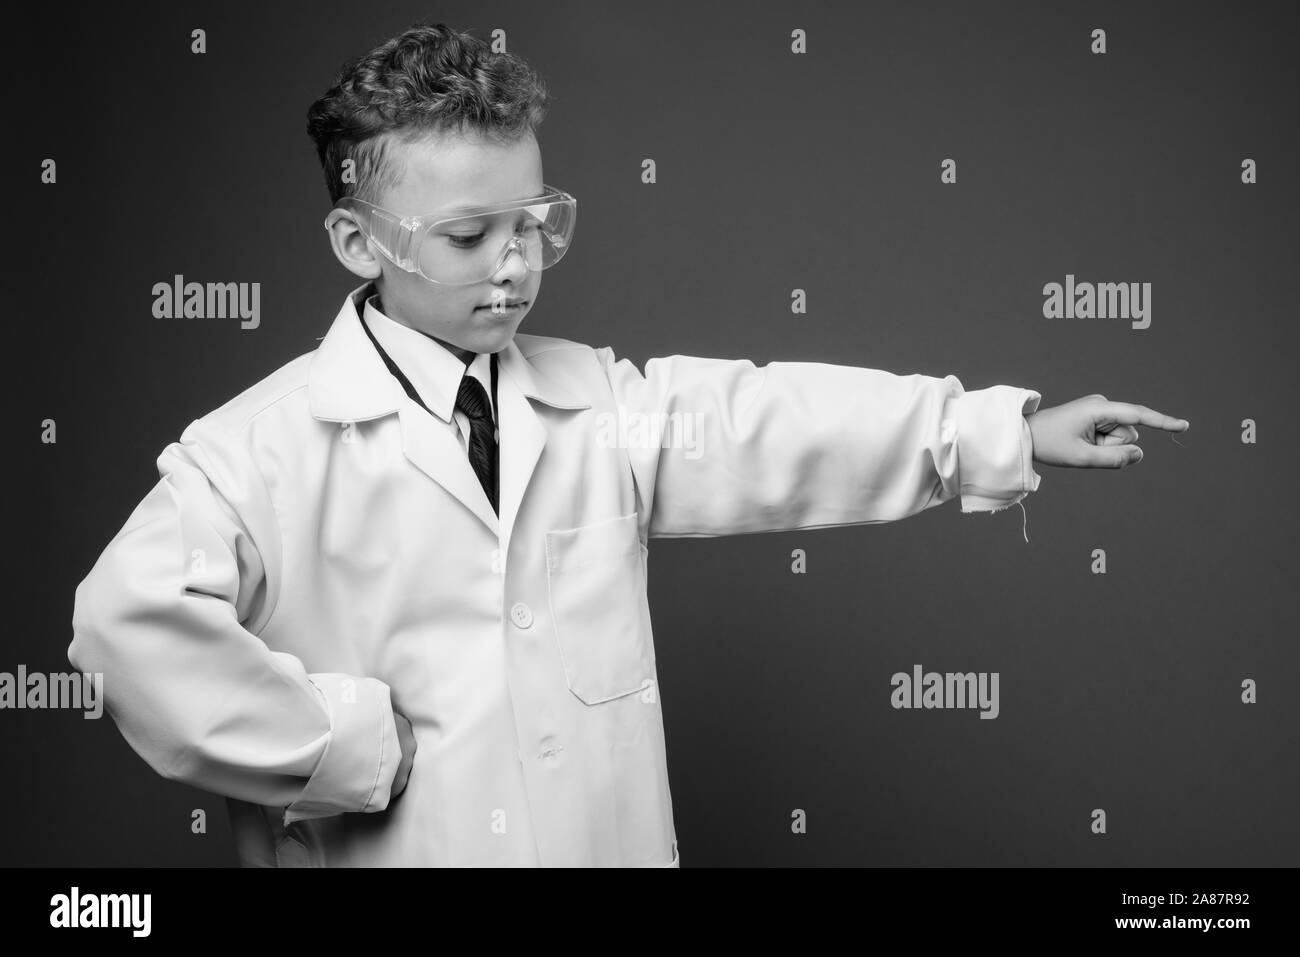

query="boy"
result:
[67,22,1189,867]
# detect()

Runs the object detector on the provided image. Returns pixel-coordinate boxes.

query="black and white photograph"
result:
[5,0,1296,937]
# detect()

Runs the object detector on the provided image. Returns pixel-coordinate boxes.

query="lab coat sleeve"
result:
[68,419,402,827]
[593,349,1042,538]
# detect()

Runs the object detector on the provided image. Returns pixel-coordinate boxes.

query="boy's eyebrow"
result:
[440,189,550,215]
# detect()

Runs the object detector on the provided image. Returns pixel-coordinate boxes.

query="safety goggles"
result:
[326,184,577,285]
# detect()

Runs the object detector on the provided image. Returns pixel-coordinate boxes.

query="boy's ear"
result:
[323,208,384,281]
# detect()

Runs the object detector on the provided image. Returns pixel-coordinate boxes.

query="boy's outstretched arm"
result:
[595,349,1044,539]
[68,420,408,828]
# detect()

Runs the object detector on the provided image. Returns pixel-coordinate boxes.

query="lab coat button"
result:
[510,602,533,629]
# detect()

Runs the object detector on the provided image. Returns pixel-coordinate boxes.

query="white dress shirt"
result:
[362,294,496,452]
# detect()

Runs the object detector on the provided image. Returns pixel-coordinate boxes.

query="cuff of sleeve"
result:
[952,385,1043,514]
[282,674,401,826]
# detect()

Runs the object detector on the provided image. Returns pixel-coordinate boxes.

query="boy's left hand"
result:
[1025,394,1190,469]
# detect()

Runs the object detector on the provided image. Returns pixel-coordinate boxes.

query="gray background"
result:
[8,0,1297,865]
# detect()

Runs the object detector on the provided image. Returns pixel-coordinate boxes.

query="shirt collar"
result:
[308,283,590,423]
[362,293,478,424]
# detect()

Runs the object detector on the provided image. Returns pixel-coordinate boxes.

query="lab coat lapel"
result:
[495,355,544,558]
[496,339,593,557]
[309,285,591,548]
[397,401,501,536]
[309,287,500,535]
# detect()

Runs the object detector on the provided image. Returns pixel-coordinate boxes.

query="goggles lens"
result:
[333,189,577,285]
[416,198,575,284]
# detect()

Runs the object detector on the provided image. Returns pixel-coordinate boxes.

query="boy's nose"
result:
[492,241,530,282]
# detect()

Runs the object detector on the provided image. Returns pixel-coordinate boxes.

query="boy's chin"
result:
[458,321,520,354]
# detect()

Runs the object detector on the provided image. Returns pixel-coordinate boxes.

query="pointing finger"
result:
[1096,401,1189,433]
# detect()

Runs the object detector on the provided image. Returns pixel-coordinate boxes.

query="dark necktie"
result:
[456,373,499,514]
[357,311,501,517]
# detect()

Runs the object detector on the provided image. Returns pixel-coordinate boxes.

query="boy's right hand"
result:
[392,709,417,800]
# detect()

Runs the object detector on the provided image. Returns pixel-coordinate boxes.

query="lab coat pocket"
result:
[545,512,655,705]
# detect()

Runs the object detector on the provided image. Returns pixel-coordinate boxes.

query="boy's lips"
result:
[477,298,527,310]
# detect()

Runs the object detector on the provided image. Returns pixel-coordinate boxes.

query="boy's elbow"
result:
[67,538,168,696]
[68,526,142,644]
[68,559,115,675]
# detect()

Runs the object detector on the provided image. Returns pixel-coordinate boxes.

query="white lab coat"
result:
[68,282,1042,867]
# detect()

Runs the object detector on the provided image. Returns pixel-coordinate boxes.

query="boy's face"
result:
[345,129,545,363]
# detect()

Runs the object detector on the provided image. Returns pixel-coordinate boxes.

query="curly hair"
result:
[306,23,551,205]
